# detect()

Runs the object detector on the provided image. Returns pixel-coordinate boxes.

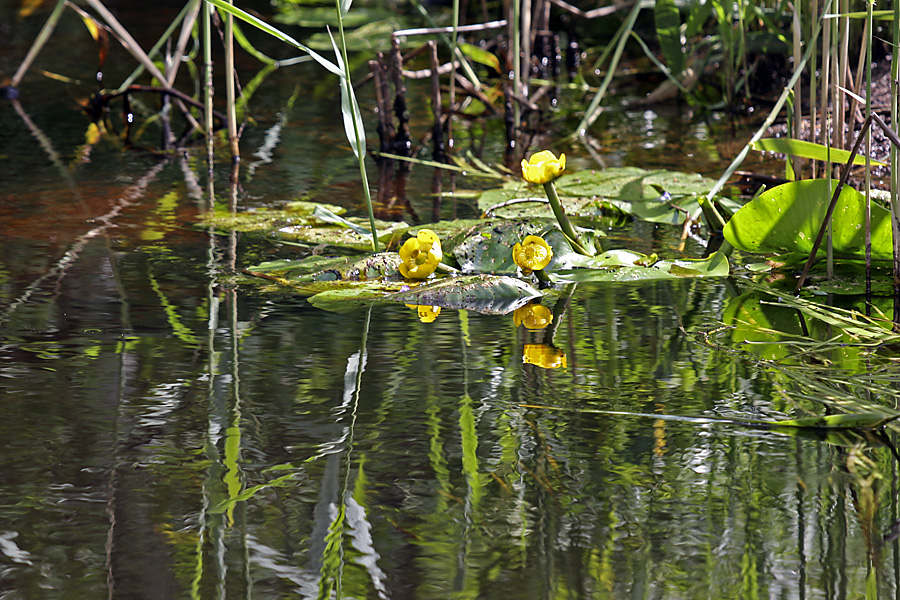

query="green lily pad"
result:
[552,251,730,282]
[723,179,894,260]
[247,253,404,282]
[389,275,541,314]
[447,219,599,273]
[197,200,409,251]
[197,200,347,233]
[276,220,408,251]
[478,167,733,225]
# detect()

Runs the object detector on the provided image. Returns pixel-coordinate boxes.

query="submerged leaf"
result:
[773,412,900,430]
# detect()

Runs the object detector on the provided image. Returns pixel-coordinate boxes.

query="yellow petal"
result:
[521,150,566,184]
[513,235,553,271]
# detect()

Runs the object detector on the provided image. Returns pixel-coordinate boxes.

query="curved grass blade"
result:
[205,0,341,75]
[752,137,885,166]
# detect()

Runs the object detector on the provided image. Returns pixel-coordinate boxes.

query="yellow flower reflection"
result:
[523,344,567,369]
[399,229,443,279]
[521,150,566,184]
[512,235,553,274]
[405,304,441,323]
[513,303,553,330]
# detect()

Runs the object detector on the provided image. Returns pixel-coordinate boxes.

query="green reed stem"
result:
[10,0,66,88]
[334,0,378,251]
[203,0,214,194]
[892,0,900,307]
[542,181,592,256]
[225,0,240,163]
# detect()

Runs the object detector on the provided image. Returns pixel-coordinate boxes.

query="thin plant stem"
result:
[225,0,240,163]
[11,0,68,88]
[512,0,521,141]
[865,0,873,297]
[116,0,196,92]
[573,0,642,137]
[791,0,801,177]
[810,0,818,178]
[203,0,215,201]
[892,0,900,319]
[542,181,592,256]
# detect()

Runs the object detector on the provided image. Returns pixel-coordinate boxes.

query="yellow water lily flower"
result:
[512,235,553,274]
[521,150,566,184]
[399,229,443,279]
[523,344,567,369]
[405,304,441,323]
[513,304,553,330]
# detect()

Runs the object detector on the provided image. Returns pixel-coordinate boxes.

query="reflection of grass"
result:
[148,272,199,347]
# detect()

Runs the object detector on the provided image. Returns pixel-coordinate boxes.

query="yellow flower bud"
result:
[521,150,566,184]
[522,344,567,369]
[399,229,443,279]
[513,304,553,330]
[405,304,441,323]
[512,235,553,273]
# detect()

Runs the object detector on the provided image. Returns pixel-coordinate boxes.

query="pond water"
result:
[3,3,900,599]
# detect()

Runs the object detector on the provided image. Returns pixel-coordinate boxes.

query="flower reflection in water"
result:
[513,303,553,330]
[406,304,441,323]
[523,343,567,369]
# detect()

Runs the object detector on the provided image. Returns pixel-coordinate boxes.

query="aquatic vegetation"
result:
[398,229,443,279]
[724,179,893,262]
[521,150,593,257]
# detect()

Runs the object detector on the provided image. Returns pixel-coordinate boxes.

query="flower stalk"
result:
[542,180,593,256]
[521,150,594,256]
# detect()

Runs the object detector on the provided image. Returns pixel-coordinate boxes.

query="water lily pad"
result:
[723,179,894,260]
[389,275,541,314]
[448,219,598,273]
[197,201,408,250]
[247,253,404,282]
[277,220,408,251]
[197,200,347,233]
[478,167,731,225]
[552,251,729,282]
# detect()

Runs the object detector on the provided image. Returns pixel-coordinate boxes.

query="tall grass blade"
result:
[573,0,642,137]
[205,0,340,75]
[10,0,67,88]
[698,0,832,203]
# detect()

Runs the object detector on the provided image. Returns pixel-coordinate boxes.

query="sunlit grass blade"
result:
[205,0,340,75]
[751,137,885,166]
[328,26,366,160]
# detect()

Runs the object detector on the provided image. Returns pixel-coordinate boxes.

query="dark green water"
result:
[3,3,900,599]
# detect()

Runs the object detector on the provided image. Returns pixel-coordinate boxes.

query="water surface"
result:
[1,4,899,598]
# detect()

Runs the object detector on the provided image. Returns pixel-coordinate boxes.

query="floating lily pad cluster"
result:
[220,150,732,316]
